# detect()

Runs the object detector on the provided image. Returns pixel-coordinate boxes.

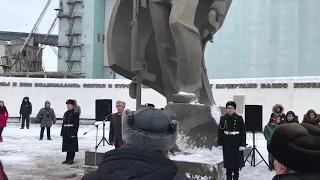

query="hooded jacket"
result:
[282,111,299,124]
[270,104,285,123]
[36,101,56,127]
[81,145,188,180]
[302,109,320,126]
[19,97,32,115]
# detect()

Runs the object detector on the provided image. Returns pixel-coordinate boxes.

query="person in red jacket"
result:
[0,101,9,142]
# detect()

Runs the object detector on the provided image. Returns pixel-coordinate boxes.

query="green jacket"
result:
[264,123,278,143]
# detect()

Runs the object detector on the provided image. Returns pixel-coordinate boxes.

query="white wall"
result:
[0,77,319,126]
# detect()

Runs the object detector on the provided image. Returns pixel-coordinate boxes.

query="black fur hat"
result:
[66,99,75,105]
[226,101,236,109]
[268,123,320,173]
[122,107,179,152]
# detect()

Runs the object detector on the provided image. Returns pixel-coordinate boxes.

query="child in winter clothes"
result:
[270,104,286,124]
[264,115,279,171]
[282,111,299,124]
[302,109,320,129]
[0,101,9,142]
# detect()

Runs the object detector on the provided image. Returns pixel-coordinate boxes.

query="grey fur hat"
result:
[122,107,179,152]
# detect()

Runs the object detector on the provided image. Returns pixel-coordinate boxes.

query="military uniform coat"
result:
[218,113,246,169]
[36,108,56,127]
[109,113,124,147]
[61,109,79,152]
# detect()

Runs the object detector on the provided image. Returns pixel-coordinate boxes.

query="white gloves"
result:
[239,146,246,151]
[218,146,223,150]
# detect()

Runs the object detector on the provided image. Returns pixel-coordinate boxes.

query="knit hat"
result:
[122,107,179,152]
[226,101,236,109]
[268,123,320,173]
[66,99,75,105]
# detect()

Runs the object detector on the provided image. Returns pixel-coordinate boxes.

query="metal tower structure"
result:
[57,0,82,72]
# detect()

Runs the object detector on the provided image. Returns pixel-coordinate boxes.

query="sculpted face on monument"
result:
[107,0,232,106]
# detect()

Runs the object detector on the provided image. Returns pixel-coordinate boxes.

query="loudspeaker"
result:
[245,105,263,132]
[95,99,112,121]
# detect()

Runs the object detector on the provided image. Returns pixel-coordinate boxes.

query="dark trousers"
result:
[40,127,51,139]
[66,152,75,161]
[21,115,30,128]
[226,169,239,179]
[268,153,275,169]
[0,127,3,136]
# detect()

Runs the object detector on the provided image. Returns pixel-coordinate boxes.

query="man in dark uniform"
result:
[19,97,32,129]
[61,99,80,165]
[109,100,125,149]
[218,101,246,180]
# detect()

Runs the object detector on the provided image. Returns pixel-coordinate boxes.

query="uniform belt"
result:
[224,131,240,135]
[64,124,74,127]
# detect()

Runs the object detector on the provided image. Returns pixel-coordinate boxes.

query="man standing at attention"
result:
[19,97,32,129]
[218,101,247,180]
[109,100,126,149]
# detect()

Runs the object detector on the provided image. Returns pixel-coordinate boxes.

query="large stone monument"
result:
[107,0,233,179]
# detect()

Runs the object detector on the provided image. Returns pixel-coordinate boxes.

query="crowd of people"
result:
[1,100,320,180]
[264,103,320,171]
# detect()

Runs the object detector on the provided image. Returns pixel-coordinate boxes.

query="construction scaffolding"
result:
[57,0,83,72]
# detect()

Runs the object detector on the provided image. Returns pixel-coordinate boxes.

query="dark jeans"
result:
[66,152,75,161]
[0,127,3,136]
[40,127,51,139]
[21,115,30,128]
[226,169,239,179]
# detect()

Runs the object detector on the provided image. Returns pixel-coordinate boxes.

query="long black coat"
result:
[218,113,246,169]
[61,109,79,152]
[20,99,32,116]
[81,145,189,180]
[108,113,124,147]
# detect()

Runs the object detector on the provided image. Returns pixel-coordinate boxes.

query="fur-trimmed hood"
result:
[272,104,284,115]
[122,109,179,152]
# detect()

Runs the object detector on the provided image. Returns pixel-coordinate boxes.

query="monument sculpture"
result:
[107,0,233,150]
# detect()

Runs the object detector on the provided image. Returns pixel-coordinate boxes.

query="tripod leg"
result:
[244,148,254,164]
[255,147,270,168]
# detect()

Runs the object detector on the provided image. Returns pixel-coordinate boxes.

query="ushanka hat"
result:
[226,101,236,109]
[122,107,179,152]
[66,99,75,105]
[268,123,320,173]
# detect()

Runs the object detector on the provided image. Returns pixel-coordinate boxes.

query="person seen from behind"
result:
[268,123,320,180]
[282,111,299,124]
[19,97,32,129]
[73,100,81,117]
[81,107,189,180]
[302,109,320,128]
[36,101,56,140]
[218,101,246,180]
[108,100,125,149]
[0,101,8,142]
[270,104,285,124]
[263,115,279,171]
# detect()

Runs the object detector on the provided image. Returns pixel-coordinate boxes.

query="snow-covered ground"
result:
[1,123,275,180]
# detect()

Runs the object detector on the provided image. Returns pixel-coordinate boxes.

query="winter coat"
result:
[272,173,320,180]
[270,104,286,123]
[73,100,81,116]
[61,109,79,152]
[218,113,246,169]
[302,110,320,128]
[0,161,8,180]
[281,111,299,124]
[36,101,56,127]
[263,123,278,144]
[109,113,124,147]
[0,106,8,128]
[19,97,32,116]
[81,145,189,180]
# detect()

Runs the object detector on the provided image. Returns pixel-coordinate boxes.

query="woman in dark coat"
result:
[282,111,299,124]
[0,101,9,142]
[218,101,246,180]
[36,101,56,140]
[302,109,320,128]
[60,99,79,165]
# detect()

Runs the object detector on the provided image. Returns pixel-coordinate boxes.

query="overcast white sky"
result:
[0,0,59,71]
